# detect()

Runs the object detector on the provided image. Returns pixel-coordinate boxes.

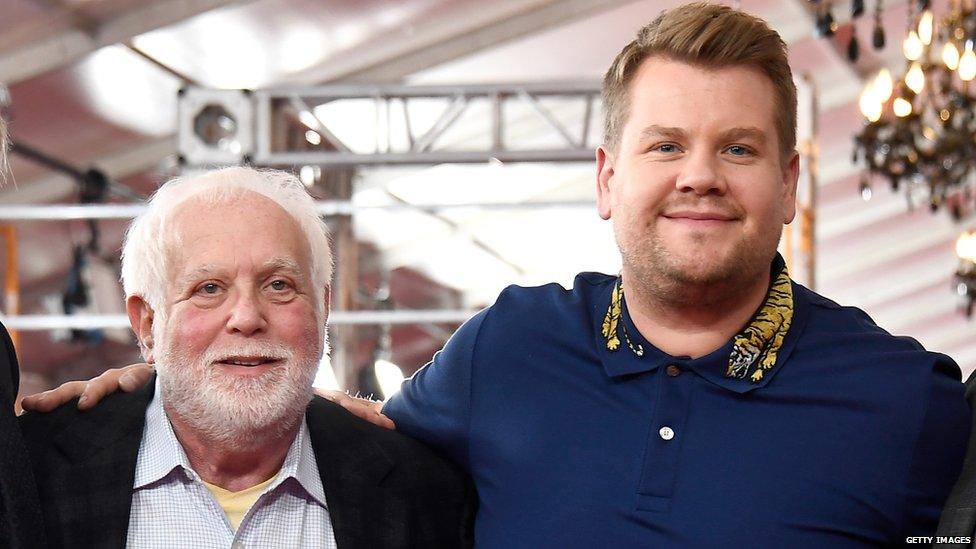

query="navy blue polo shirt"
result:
[383,271,970,548]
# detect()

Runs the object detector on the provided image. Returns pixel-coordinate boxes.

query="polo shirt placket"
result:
[636,361,696,512]
[598,274,808,515]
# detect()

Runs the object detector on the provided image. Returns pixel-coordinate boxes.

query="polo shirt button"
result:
[659,426,675,441]
[666,364,682,377]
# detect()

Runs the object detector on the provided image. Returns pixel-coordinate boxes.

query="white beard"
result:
[153,328,319,447]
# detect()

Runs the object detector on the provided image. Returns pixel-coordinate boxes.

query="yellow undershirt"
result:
[202,475,277,531]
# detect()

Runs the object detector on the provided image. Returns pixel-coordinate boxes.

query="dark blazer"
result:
[0,322,45,548]
[19,378,476,549]
[936,372,976,548]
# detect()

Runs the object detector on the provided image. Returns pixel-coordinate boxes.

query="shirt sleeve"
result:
[900,354,970,540]
[381,307,490,470]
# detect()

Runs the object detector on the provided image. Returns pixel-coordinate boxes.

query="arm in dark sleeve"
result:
[382,308,490,470]
[900,354,970,541]
[0,322,19,405]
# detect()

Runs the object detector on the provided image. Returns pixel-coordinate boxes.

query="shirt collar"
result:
[596,254,808,394]
[134,380,327,508]
[133,380,193,489]
[267,415,328,508]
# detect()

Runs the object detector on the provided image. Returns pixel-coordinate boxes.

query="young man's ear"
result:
[596,145,615,221]
[781,151,800,224]
[126,295,155,363]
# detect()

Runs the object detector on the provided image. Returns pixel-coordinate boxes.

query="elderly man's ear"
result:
[126,295,155,364]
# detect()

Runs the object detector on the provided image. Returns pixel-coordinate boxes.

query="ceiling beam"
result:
[0,136,175,204]
[287,0,637,84]
[5,0,635,193]
[0,0,255,84]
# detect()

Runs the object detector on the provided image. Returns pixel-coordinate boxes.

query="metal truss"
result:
[178,82,602,167]
[0,199,593,220]
[0,310,480,331]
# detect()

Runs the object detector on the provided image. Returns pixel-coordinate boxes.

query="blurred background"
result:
[2,0,974,400]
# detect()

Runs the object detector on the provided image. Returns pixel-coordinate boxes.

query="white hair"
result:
[121,166,333,316]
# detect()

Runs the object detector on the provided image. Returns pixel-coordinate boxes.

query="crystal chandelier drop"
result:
[852,0,976,219]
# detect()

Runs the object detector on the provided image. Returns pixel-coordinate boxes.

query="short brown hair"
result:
[601,2,797,159]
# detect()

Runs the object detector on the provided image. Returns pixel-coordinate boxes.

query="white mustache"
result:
[201,342,295,365]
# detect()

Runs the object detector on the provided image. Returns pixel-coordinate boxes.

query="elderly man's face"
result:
[152,190,322,443]
[597,57,799,292]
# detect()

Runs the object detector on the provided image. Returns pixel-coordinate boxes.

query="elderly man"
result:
[19,167,474,548]
[33,2,971,548]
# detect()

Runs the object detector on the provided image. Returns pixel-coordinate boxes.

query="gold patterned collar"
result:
[601,262,794,384]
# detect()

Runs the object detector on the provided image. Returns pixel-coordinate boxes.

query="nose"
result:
[226,289,268,336]
[674,150,727,196]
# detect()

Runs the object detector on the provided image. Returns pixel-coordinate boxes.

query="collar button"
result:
[666,364,682,377]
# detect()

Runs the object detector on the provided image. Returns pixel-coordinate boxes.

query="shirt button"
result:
[666,365,682,377]
[232,542,244,549]
[659,426,675,441]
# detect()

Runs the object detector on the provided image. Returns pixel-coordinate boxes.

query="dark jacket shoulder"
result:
[19,383,150,463]
[0,322,47,549]
[307,394,474,499]
[312,396,463,464]
[0,322,19,403]
[306,396,476,548]
[935,372,976,547]
[18,386,150,549]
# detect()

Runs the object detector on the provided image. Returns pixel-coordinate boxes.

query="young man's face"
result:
[597,57,799,291]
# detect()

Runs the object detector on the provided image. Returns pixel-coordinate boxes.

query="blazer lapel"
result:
[50,378,155,548]
[306,397,405,549]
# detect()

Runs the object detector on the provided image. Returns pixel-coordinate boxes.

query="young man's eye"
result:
[656,143,679,153]
[726,145,751,156]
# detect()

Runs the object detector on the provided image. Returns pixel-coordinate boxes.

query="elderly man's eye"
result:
[269,280,290,291]
[200,283,220,294]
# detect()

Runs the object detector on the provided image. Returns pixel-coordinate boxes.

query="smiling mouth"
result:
[662,212,737,222]
[662,216,738,226]
[216,357,282,367]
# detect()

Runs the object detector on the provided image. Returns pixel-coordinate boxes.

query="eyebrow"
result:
[176,265,223,289]
[175,258,306,288]
[639,125,687,141]
[638,125,768,145]
[259,258,304,278]
[717,127,768,145]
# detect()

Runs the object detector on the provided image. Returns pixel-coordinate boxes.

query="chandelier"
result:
[852,0,976,219]
[955,230,976,316]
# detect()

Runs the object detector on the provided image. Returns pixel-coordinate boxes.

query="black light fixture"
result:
[852,1,976,219]
[815,0,839,37]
